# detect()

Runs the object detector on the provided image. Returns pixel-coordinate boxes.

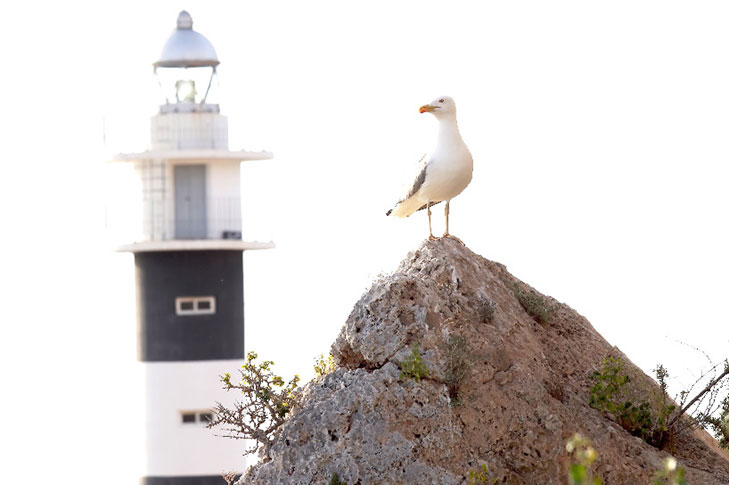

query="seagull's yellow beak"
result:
[419,104,436,113]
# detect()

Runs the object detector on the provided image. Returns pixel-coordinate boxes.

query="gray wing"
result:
[385,155,441,215]
[409,162,443,212]
[406,156,429,199]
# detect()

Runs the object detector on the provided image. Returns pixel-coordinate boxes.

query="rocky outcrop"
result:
[242,239,729,484]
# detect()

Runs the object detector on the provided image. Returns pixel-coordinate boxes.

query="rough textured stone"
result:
[242,239,729,484]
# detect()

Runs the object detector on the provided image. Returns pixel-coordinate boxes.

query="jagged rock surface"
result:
[242,239,729,484]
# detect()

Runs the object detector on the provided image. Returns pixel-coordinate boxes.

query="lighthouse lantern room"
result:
[111,11,272,485]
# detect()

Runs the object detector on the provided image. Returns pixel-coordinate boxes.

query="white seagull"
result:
[386,96,473,240]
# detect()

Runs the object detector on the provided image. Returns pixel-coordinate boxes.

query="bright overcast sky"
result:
[3,1,729,483]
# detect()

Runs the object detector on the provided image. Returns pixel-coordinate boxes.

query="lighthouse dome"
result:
[154,11,219,68]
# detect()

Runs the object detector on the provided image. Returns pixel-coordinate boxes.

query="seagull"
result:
[386,96,473,240]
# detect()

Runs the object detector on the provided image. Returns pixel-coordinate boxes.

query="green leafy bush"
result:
[208,351,301,456]
[400,343,429,382]
[590,356,660,443]
[511,282,554,323]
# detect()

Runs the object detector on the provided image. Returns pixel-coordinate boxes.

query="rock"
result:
[242,239,729,484]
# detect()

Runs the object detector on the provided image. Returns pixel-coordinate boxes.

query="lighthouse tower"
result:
[112,11,272,484]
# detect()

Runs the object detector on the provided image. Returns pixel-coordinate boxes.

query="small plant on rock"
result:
[467,464,497,484]
[566,433,603,485]
[400,343,429,382]
[329,472,347,485]
[208,351,301,457]
[511,282,554,323]
[314,353,336,379]
[442,334,472,405]
[477,296,496,324]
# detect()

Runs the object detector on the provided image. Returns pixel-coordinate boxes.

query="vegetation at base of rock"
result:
[442,334,471,405]
[400,343,429,382]
[590,355,729,450]
[467,464,497,484]
[566,434,603,485]
[329,472,347,485]
[590,356,670,446]
[652,457,687,485]
[314,353,336,378]
[511,282,554,323]
[208,351,301,456]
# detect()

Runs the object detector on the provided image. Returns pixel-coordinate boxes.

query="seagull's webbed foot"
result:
[428,234,440,241]
[443,233,464,244]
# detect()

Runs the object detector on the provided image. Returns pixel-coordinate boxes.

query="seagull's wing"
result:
[386,155,442,217]
[405,155,428,199]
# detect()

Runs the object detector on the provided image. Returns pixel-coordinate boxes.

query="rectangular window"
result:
[181,410,214,425]
[175,296,216,316]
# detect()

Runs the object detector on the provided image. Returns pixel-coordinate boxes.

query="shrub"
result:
[511,282,554,323]
[703,394,728,449]
[565,434,603,485]
[400,343,429,382]
[590,355,729,449]
[589,356,660,444]
[208,351,301,457]
[665,358,728,446]
[442,334,471,405]
[314,353,336,378]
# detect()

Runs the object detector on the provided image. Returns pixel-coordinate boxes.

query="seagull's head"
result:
[419,96,456,119]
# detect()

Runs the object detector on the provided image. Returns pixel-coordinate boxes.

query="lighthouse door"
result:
[174,165,207,239]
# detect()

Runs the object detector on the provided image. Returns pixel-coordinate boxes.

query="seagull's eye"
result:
[439,98,445,103]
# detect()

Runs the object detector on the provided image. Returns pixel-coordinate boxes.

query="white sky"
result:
[3,1,729,483]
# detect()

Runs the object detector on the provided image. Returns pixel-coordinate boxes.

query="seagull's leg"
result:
[444,200,450,236]
[427,202,438,240]
[443,199,464,243]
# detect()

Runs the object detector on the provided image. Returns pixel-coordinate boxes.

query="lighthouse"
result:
[112,11,272,484]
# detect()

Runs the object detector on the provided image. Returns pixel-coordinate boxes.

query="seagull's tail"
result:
[387,197,430,218]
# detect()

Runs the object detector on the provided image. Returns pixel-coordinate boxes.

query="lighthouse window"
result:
[181,410,214,425]
[175,296,216,315]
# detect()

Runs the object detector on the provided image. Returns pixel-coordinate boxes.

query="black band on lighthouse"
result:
[142,475,224,485]
[135,250,245,362]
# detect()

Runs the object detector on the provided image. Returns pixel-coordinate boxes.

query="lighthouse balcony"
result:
[109,196,274,253]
